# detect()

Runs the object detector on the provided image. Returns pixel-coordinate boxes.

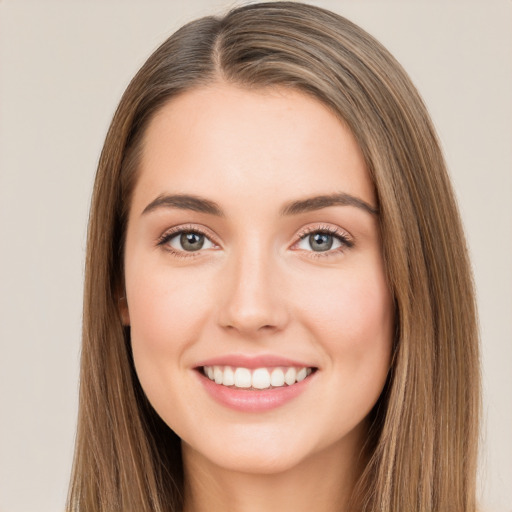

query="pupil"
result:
[310,233,333,252]
[180,232,204,251]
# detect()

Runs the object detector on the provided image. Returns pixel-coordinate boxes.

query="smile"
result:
[195,362,318,412]
[202,365,315,390]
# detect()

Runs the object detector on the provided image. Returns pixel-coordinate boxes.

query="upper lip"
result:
[194,354,317,370]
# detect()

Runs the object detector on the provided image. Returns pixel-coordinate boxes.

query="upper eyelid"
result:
[157,224,219,244]
[295,224,353,243]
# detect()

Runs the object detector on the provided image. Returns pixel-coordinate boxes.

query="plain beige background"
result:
[0,1,510,511]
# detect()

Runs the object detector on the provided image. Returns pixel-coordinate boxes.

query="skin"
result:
[122,82,394,512]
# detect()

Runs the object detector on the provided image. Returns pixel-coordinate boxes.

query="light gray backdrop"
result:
[0,1,510,511]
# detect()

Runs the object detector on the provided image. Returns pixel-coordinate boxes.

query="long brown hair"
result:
[67,2,480,511]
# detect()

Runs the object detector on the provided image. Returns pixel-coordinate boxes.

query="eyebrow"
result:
[280,192,378,216]
[142,194,225,216]
[142,192,378,217]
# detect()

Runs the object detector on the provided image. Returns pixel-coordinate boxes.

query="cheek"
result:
[127,264,212,352]
[125,264,218,408]
[125,264,219,424]
[295,260,393,433]
[296,258,394,380]
[302,264,392,340]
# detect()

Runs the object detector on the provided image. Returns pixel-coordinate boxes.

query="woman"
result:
[67,2,480,511]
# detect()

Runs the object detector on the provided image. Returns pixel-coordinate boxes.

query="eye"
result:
[294,226,353,254]
[158,228,216,254]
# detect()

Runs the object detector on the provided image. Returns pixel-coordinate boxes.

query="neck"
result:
[181,428,366,512]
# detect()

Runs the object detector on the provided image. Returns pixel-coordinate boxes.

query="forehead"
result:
[132,82,375,215]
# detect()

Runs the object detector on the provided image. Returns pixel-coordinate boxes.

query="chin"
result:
[209,447,307,475]
[182,425,331,476]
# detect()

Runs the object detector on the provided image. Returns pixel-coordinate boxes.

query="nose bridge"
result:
[218,236,288,335]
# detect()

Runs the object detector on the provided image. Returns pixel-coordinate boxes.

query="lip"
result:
[194,354,316,370]
[194,363,318,413]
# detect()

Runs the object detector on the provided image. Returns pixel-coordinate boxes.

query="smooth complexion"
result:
[122,82,394,512]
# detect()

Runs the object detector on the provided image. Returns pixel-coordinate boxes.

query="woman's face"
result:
[122,82,393,474]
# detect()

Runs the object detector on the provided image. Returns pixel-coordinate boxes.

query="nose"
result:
[217,244,289,337]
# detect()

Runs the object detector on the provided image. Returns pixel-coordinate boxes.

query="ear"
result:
[118,295,130,326]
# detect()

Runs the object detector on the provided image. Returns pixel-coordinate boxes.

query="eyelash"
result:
[156,224,354,259]
[294,225,354,258]
[156,224,217,260]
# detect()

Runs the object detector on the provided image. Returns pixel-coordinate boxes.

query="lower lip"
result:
[195,369,317,412]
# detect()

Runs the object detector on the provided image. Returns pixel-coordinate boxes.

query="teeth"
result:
[203,365,313,390]
[234,367,252,388]
[223,366,235,386]
[284,367,296,385]
[252,368,271,389]
[270,368,285,387]
[214,366,223,384]
[296,367,308,382]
